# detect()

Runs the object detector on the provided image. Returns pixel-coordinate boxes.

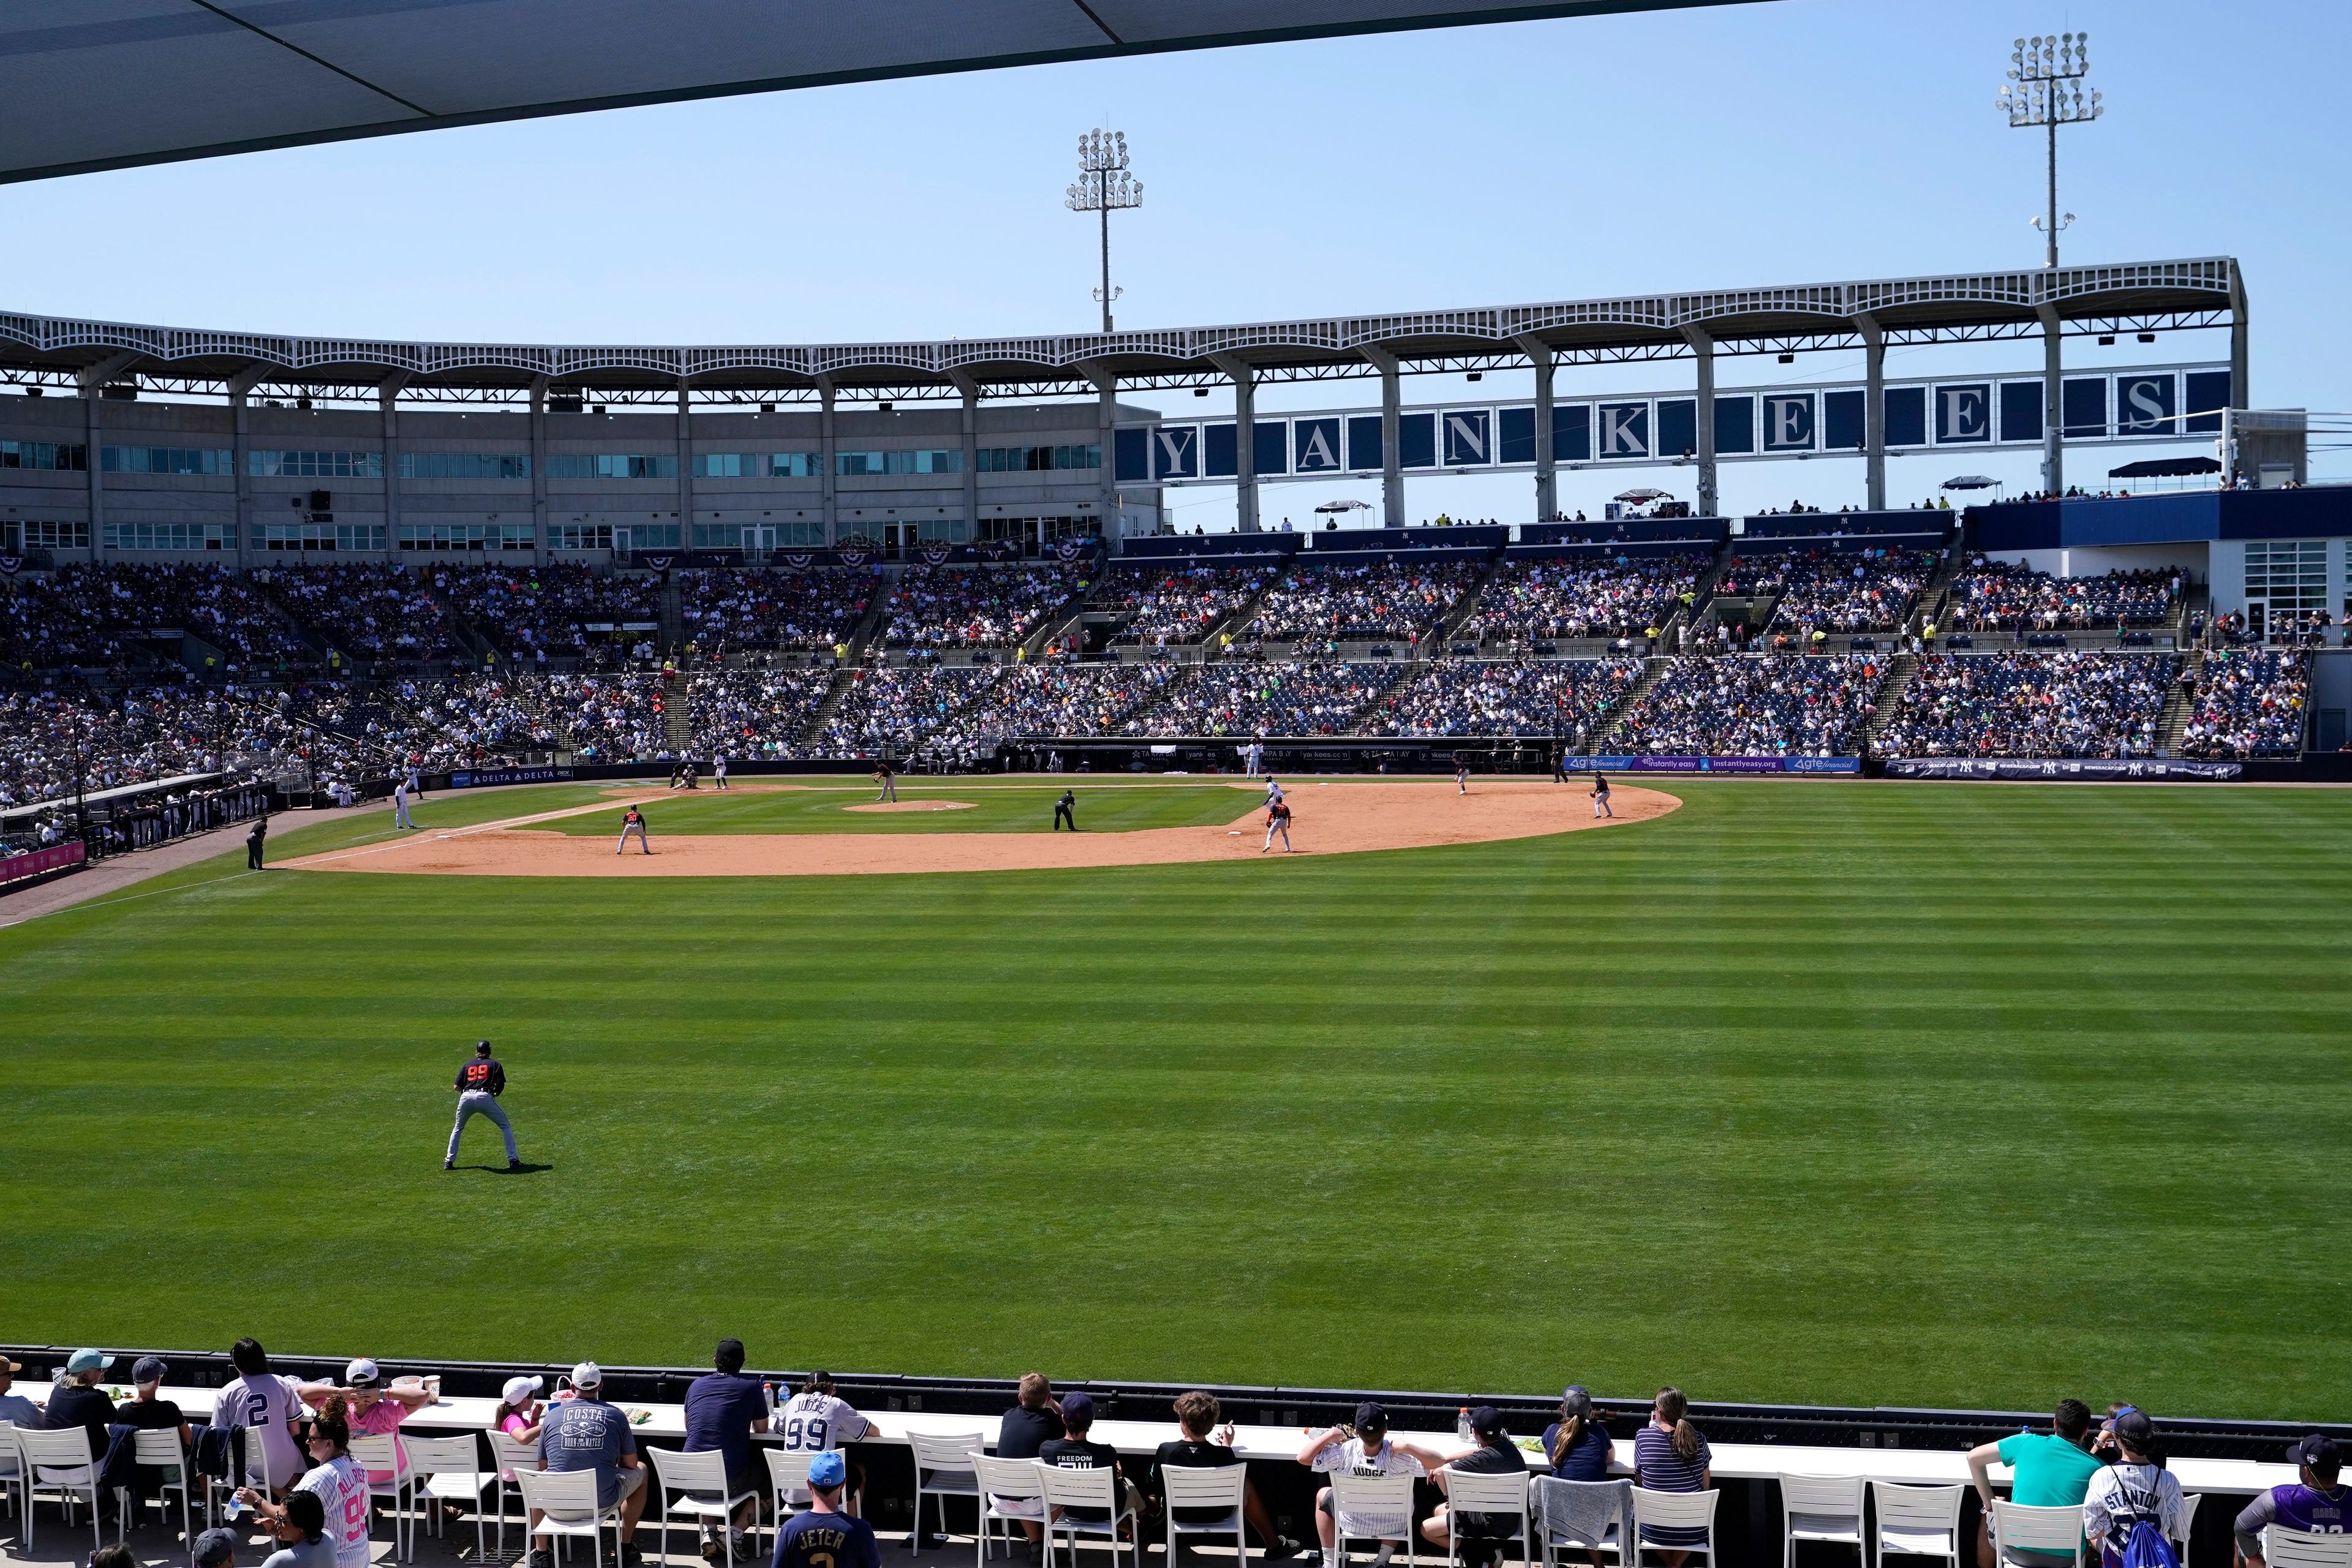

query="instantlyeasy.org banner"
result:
[1884,758,2241,781]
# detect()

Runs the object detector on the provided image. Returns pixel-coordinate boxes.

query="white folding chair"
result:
[1988,1502,2085,1568]
[765,1449,817,1547]
[1441,1469,1531,1568]
[1629,1488,1719,1568]
[1161,1465,1249,1568]
[0,1422,26,1533]
[1329,1471,1418,1567]
[648,1447,761,1567]
[490,1430,539,1558]
[124,1429,195,1547]
[352,1432,418,1562]
[1038,1463,1138,1568]
[2171,1496,2200,1568]
[515,1466,624,1568]
[1534,1478,1626,1568]
[18,1426,115,1555]
[2264,1528,2352,1568]
[1869,1482,1965,1568]
[409,1433,496,1562]
[970,1455,1049,1568]
[1779,1476,1863,1568]
[910,1432,989,1554]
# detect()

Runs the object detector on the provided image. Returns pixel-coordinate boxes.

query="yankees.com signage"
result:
[1114,362,2230,484]
[1884,757,2241,781]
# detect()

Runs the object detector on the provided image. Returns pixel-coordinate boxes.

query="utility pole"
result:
[1998,32,2103,268]
[1066,129,1142,331]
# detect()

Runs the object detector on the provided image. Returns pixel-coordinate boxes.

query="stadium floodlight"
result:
[1065,127,1143,332]
[1997,30,2103,267]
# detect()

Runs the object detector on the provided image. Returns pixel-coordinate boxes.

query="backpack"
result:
[2110,1466,2179,1568]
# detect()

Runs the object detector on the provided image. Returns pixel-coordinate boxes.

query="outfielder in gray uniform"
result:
[446,1041,521,1170]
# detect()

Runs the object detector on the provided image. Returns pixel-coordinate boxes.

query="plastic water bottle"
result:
[764,1381,777,1417]
[1457,1408,1471,1442]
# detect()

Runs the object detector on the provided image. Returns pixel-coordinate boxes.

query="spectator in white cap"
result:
[298,1358,432,1487]
[530,1362,647,1568]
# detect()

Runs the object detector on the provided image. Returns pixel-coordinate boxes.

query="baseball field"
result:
[4,774,2346,1421]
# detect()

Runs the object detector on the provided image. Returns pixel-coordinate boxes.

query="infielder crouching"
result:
[617,805,650,854]
[1591,772,1613,818]
[447,1039,521,1170]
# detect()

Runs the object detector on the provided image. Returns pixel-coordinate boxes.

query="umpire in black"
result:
[247,814,268,869]
[1053,790,1077,831]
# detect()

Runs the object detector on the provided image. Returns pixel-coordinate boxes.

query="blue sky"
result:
[3,0,2342,525]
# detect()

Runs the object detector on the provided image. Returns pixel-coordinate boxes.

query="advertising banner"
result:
[1883,758,2241,781]
[448,766,576,790]
[1568,756,1861,775]
[1,840,86,885]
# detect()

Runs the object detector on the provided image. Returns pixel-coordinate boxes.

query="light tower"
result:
[1998,32,2103,268]
[1066,128,1142,332]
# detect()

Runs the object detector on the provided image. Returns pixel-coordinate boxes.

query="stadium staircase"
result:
[1861,653,1920,756]
[1430,553,1507,650]
[794,671,858,750]
[1341,662,1428,733]
[1668,537,1741,649]
[2157,649,2204,756]
[661,666,692,753]
[840,573,893,662]
[1589,654,1676,753]
[1201,554,1297,650]
[658,573,685,652]
[1911,546,1971,638]
[418,581,496,666]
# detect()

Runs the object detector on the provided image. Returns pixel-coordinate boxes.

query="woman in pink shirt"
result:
[297,1358,435,1485]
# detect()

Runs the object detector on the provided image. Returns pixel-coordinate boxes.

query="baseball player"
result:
[1454,752,1469,795]
[1591,771,1612,818]
[1264,775,1285,809]
[713,753,728,791]
[393,775,415,830]
[246,815,268,870]
[873,759,898,802]
[1262,797,1293,853]
[446,1040,520,1170]
[1053,789,1077,831]
[617,804,651,854]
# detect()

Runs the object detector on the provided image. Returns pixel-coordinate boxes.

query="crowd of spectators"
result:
[263,564,461,663]
[1621,655,1883,755]
[1468,555,1703,646]
[1760,548,1937,633]
[1879,652,2177,758]
[1,563,307,671]
[522,671,668,762]
[679,567,878,652]
[431,564,661,660]
[1947,559,2177,633]
[682,667,836,757]
[954,663,1185,739]
[1139,662,1390,737]
[881,565,1080,648]
[1102,562,1277,646]
[1245,559,1482,645]
[807,666,1001,756]
[2179,650,2309,758]
[1357,658,1645,738]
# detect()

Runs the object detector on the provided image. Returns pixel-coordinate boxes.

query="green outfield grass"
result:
[4,777,2348,1420]
[534,782,1256,835]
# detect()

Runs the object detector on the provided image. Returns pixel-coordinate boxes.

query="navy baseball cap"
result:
[2113,1409,2156,1449]
[2287,1435,2340,1470]
[195,1528,239,1567]
[1061,1392,1095,1425]
[1469,1406,1506,1437]
[1562,1386,1593,1413]
[133,1355,169,1385]
[807,1451,846,1489]
[1354,1401,1388,1433]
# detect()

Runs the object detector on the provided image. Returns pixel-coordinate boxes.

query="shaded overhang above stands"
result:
[0,0,1768,186]
[0,258,2242,407]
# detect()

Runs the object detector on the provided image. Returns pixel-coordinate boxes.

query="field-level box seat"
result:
[1869,1482,1966,1568]
[1778,1474,1864,1568]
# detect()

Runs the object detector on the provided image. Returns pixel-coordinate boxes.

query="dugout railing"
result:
[8,1344,2343,1568]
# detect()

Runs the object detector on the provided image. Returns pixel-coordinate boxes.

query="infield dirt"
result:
[281,777,1678,878]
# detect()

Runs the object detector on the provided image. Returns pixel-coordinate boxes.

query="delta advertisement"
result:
[447,766,576,790]
[1567,755,1862,775]
[1883,758,2241,781]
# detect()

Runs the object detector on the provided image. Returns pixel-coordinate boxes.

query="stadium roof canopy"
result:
[2,0,1766,186]
[0,258,2245,407]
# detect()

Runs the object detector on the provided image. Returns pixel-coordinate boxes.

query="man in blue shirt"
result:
[532,1363,647,1568]
[772,1453,878,1568]
[684,1338,769,1563]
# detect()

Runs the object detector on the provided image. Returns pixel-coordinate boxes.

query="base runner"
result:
[617,805,650,854]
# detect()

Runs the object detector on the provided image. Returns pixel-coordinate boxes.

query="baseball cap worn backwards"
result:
[345,1358,381,1388]
[808,1451,846,1489]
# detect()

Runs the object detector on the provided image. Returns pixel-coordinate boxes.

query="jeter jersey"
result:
[771,1510,880,1568]
[776,1393,873,1453]
[213,1374,305,1486]
[296,1454,372,1568]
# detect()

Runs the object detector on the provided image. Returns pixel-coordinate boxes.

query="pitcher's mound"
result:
[843,801,977,813]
